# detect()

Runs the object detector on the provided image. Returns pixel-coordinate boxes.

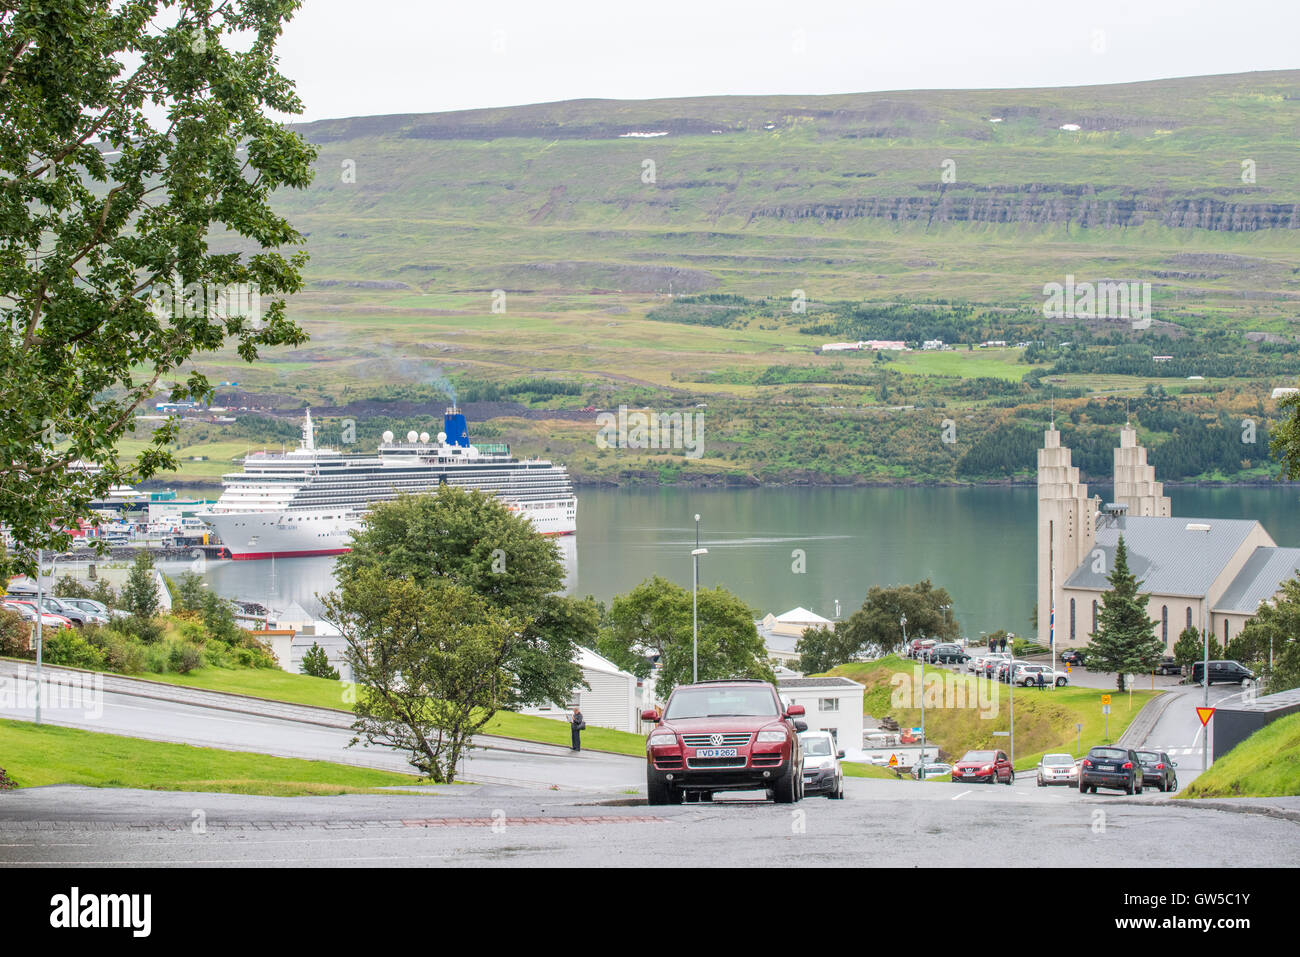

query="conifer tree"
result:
[1084,537,1164,691]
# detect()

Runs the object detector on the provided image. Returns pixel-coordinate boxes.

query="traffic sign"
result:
[1102,704,1110,715]
[1196,706,1215,727]
[1101,694,1111,706]
[888,753,898,767]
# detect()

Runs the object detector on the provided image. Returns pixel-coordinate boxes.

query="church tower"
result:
[1038,425,1099,646]
[1113,423,1171,517]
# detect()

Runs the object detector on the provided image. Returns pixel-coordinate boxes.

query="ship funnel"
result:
[301,409,315,451]
[444,406,470,448]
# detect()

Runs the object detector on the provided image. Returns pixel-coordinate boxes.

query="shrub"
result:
[117,614,164,644]
[98,631,147,674]
[41,630,108,670]
[0,766,15,790]
[168,641,203,674]
[0,609,33,659]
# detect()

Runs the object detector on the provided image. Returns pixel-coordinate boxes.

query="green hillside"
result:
[144,72,1300,488]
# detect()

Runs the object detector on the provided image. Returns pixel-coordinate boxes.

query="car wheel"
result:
[772,768,799,804]
[1006,771,1014,785]
[646,774,675,806]
[1169,777,1177,793]
[1057,677,1066,686]
[1079,780,1088,793]
[1136,781,1143,795]
[1037,777,1044,787]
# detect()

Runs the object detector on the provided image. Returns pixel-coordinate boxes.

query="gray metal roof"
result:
[1063,517,1262,597]
[1217,686,1300,714]
[777,677,864,689]
[1216,547,1300,614]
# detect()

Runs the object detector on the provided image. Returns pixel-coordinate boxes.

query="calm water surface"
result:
[189,484,1300,638]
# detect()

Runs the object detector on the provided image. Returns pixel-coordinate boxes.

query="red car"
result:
[643,679,806,805]
[952,749,1015,785]
[2,600,73,631]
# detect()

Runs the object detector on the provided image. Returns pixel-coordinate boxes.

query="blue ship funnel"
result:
[444,408,470,447]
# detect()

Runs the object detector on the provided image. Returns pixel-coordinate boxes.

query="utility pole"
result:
[691,545,708,683]
[1186,523,1212,772]
[34,548,43,725]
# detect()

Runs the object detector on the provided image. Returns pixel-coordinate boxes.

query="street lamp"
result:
[903,613,924,766]
[1008,632,1016,767]
[692,547,708,683]
[33,548,44,725]
[1186,523,1212,772]
[694,513,700,550]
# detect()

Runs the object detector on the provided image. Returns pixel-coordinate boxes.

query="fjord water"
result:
[195,484,1300,639]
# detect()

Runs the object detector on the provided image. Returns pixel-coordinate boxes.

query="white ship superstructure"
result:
[205,408,577,559]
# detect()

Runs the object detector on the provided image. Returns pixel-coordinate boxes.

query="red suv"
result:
[643,679,806,805]
[952,749,1014,785]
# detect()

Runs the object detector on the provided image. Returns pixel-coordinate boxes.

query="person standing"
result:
[570,706,586,752]
[999,635,1007,653]
[988,635,996,654]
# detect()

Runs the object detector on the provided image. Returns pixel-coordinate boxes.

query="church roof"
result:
[1063,516,1263,597]
[1216,546,1300,614]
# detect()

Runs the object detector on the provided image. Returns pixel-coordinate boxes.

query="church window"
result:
[1069,598,1076,640]
[1161,605,1168,644]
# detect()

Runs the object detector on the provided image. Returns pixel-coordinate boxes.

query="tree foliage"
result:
[1083,538,1164,690]
[1233,575,1300,693]
[119,550,159,619]
[299,642,339,681]
[0,1,316,572]
[598,575,774,700]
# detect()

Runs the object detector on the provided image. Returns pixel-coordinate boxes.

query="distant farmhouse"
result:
[1039,423,1300,649]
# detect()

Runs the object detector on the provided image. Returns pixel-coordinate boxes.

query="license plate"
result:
[1098,764,1114,771]
[696,748,737,758]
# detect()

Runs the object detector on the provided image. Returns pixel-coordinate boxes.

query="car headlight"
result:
[648,732,678,747]
[756,730,787,743]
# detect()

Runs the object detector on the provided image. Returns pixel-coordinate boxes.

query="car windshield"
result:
[1043,755,1074,766]
[802,737,833,756]
[665,687,778,719]
[1137,752,1161,762]
[1090,748,1128,760]
[962,751,997,762]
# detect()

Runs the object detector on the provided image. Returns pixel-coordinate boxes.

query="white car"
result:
[1036,753,1080,786]
[1015,664,1069,687]
[911,762,953,780]
[799,731,845,799]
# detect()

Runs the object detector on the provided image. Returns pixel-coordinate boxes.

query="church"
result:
[1037,421,1300,650]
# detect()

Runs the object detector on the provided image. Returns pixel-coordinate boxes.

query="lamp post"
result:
[1186,523,1212,771]
[1008,632,1016,768]
[694,513,700,550]
[691,547,708,683]
[903,614,923,765]
[33,548,43,725]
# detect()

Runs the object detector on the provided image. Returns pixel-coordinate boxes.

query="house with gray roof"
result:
[1040,423,1300,650]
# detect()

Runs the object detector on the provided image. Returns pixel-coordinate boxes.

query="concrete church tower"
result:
[1038,424,1099,645]
[1113,423,1171,517]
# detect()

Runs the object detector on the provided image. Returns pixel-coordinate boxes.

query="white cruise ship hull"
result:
[208,500,576,560]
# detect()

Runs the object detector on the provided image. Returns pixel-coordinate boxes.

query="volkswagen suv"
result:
[643,679,805,805]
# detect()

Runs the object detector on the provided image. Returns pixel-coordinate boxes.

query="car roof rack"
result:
[692,678,768,685]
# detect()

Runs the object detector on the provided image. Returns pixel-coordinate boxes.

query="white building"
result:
[777,676,865,749]
[821,342,862,352]
[757,606,834,671]
[922,339,944,351]
[1271,387,1299,400]
[519,646,641,733]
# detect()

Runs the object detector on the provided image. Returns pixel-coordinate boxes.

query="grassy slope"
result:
[829,655,1156,770]
[0,718,425,796]
[124,666,648,757]
[1180,710,1300,798]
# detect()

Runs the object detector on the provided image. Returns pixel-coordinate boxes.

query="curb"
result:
[1116,687,1180,748]
[1139,796,1300,825]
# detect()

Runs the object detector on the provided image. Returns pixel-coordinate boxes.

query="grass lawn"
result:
[1179,711,1300,799]
[842,762,902,780]
[122,666,649,757]
[0,718,426,796]
[829,655,1158,771]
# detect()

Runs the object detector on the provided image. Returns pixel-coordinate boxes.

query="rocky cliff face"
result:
[751,187,1300,231]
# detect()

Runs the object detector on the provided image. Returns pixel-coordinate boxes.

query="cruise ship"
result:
[204,408,576,560]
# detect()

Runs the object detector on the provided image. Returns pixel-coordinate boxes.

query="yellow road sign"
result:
[1101,694,1111,706]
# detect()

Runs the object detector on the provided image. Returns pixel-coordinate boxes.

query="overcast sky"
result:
[276,0,1299,121]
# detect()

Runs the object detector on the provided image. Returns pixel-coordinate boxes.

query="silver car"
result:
[799,731,845,799]
[1036,753,1080,787]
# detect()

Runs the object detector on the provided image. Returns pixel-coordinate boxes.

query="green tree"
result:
[0,1,315,574]
[120,551,159,619]
[1232,576,1300,692]
[329,488,588,713]
[598,575,774,699]
[837,580,960,658]
[1173,626,1203,669]
[796,624,860,675]
[1084,538,1164,691]
[322,569,520,782]
[171,572,208,613]
[300,642,339,680]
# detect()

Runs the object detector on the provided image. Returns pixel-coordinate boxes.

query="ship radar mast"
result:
[301,408,315,451]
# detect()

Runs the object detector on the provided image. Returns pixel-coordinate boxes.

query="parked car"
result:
[35,596,95,627]
[643,679,806,805]
[911,762,953,780]
[929,643,969,665]
[996,658,1033,683]
[1154,656,1182,676]
[1191,660,1256,687]
[1014,663,1069,687]
[982,653,1011,678]
[1036,753,1079,787]
[60,598,124,622]
[952,749,1014,785]
[2,600,73,631]
[1135,750,1178,792]
[1061,649,1087,667]
[798,730,845,800]
[1078,746,1143,794]
[968,654,987,673]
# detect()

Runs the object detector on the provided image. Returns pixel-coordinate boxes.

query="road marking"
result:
[951,789,972,800]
